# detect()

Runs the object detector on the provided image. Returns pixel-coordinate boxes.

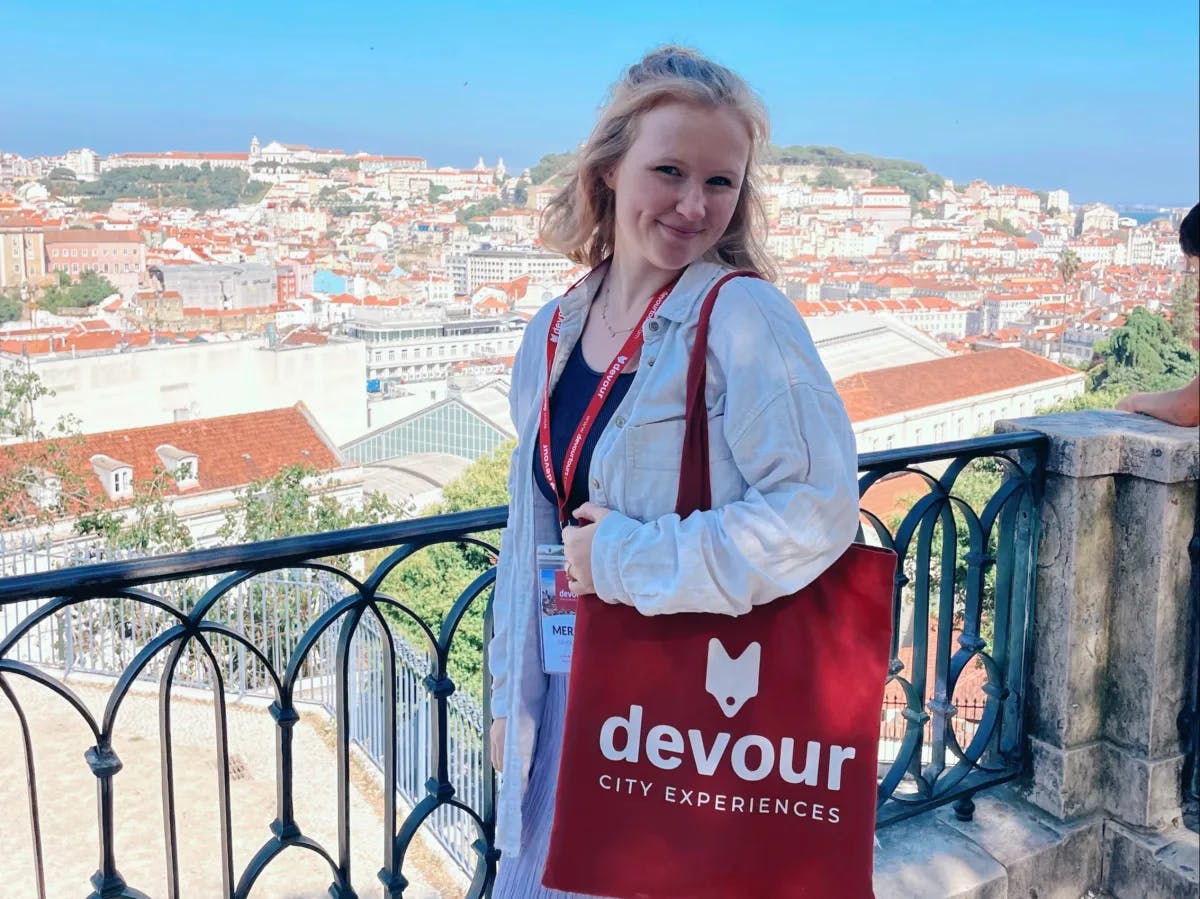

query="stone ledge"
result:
[996,412,1200,482]
[1102,743,1186,831]
[873,785,1102,898]
[1103,819,1199,899]
[1026,737,1106,820]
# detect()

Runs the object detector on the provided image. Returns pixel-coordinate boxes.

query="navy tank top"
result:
[534,339,635,523]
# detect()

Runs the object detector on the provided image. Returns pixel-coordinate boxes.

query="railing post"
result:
[85,743,151,899]
[998,412,1199,894]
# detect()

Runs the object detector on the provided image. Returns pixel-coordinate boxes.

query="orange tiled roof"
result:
[836,349,1078,422]
[43,230,143,244]
[0,404,343,515]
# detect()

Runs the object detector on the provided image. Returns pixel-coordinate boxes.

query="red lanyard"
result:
[539,274,680,524]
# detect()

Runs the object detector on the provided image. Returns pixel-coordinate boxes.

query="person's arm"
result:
[1116,376,1200,427]
[589,280,861,616]
[486,303,555,724]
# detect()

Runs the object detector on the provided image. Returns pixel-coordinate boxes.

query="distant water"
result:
[1120,210,1173,225]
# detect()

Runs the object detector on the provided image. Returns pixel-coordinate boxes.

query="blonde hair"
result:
[539,46,777,281]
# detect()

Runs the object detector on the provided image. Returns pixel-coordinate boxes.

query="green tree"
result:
[380,443,512,698]
[39,271,118,313]
[528,152,578,185]
[985,218,1025,238]
[217,464,408,545]
[1090,307,1199,393]
[455,195,505,224]
[513,181,529,207]
[1169,274,1197,344]
[0,367,91,526]
[0,291,21,323]
[428,184,450,203]
[814,167,849,189]
[1056,248,1082,290]
[74,467,195,553]
[43,164,270,211]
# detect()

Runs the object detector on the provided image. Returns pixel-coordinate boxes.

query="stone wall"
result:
[874,410,1199,898]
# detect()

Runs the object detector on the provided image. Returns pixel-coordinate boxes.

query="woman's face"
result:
[604,101,752,276]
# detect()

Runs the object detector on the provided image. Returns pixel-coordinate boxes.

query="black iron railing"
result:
[858,432,1047,826]
[0,433,1047,897]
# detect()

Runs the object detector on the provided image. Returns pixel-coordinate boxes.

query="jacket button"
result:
[614,415,626,428]
[647,319,660,332]
[646,356,655,366]
[591,477,601,490]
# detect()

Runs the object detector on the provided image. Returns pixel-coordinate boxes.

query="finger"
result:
[573,502,598,525]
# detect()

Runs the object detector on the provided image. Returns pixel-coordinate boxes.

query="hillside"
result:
[526,144,945,201]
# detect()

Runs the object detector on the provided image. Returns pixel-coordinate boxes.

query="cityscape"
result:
[0,136,1193,550]
[0,128,1196,899]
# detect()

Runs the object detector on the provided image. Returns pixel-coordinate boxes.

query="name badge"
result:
[537,544,578,675]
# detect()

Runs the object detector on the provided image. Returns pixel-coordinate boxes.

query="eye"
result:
[707,176,734,188]
[654,165,682,177]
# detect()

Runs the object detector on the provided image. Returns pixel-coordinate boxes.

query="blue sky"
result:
[3,1,1197,206]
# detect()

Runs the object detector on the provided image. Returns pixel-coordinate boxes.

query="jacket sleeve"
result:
[485,445,521,720]
[486,302,555,716]
[589,279,861,615]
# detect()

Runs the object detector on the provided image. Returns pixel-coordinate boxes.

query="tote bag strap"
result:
[675,270,764,517]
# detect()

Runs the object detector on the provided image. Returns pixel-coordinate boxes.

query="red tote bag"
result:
[542,273,897,899]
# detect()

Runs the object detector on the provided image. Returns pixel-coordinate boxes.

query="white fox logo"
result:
[706,638,761,718]
[616,354,627,365]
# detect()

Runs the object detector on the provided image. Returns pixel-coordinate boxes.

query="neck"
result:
[603,254,683,318]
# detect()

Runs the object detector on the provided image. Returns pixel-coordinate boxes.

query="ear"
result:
[601,166,617,192]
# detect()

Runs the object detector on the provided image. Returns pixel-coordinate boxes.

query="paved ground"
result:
[0,675,464,898]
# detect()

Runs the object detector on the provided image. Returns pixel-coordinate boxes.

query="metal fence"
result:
[0,511,505,899]
[0,432,1048,897]
[859,432,1046,826]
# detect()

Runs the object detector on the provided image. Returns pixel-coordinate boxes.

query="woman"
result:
[488,46,861,896]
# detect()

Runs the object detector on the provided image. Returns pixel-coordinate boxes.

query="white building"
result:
[1077,204,1119,235]
[341,309,526,386]
[102,151,251,172]
[63,148,100,181]
[464,249,574,295]
[839,348,1084,452]
[3,336,368,446]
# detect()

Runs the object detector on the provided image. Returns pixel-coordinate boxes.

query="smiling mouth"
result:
[659,222,704,237]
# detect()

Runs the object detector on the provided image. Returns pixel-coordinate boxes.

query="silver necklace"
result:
[598,281,637,338]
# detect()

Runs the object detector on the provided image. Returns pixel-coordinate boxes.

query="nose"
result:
[676,182,706,222]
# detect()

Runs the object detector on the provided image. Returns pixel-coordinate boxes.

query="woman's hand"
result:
[490,718,506,772]
[562,502,612,596]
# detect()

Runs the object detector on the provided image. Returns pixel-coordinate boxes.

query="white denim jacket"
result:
[488,260,860,856]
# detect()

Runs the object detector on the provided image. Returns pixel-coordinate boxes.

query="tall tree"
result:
[1055,248,1084,361]
[0,291,21,323]
[1056,248,1082,291]
[1090,307,1199,393]
[380,443,512,698]
[1169,274,1198,345]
